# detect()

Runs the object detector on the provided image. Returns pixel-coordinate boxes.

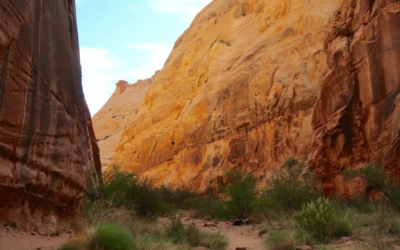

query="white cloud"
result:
[149,0,212,17]
[124,43,172,80]
[80,45,172,116]
[80,48,122,116]
[80,48,121,71]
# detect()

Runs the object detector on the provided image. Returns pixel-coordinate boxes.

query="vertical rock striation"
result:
[310,0,400,196]
[0,0,100,226]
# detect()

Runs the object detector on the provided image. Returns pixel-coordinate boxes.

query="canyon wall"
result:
[110,0,344,191]
[93,79,151,168]
[0,0,101,227]
[310,0,400,196]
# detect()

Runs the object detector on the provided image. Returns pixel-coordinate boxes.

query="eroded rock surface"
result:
[93,79,151,168]
[309,0,400,196]
[110,0,343,191]
[0,0,100,227]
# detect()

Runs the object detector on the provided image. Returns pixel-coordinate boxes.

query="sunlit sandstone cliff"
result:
[110,0,344,191]
[0,0,100,227]
[309,0,400,196]
[93,79,151,168]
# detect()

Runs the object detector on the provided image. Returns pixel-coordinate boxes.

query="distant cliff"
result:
[0,0,100,227]
[102,0,399,195]
[109,0,342,191]
[93,79,152,168]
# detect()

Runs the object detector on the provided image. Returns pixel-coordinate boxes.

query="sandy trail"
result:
[0,219,263,250]
[0,226,69,250]
[182,217,264,250]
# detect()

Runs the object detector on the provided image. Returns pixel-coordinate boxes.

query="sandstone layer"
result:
[309,0,400,196]
[110,0,343,191]
[0,0,100,227]
[92,79,151,168]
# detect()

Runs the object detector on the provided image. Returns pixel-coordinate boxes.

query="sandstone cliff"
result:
[93,79,151,168]
[0,0,100,227]
[110,0,344,191]
[310,0,400,196]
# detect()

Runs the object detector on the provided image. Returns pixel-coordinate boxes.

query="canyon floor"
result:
[3,217,399,250]
[0,218,263,250]
[0,225,69,250]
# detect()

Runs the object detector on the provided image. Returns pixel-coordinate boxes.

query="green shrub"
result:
[294,198,352,243]
[88,223,136,250]
[158,186,196,207]
[200,231,228,250]
[100,166,169,217]
[218,169,258,219]
[342,162,400,209]
[165,217,188,244]
[265,230,295,250]
[100,166,137,204]
[261,157,320,213]
[84,200,136,229]
[59,223,136,250]
[164,217,227,249]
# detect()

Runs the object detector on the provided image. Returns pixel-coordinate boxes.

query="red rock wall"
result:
[310,0,400,196]
[0,0,101,227]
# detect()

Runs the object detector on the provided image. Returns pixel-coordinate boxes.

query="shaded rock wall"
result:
[110,0,343,191]
[310,0,400,196]
[0,0,100,226]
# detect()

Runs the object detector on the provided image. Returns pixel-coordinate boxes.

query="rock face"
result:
[309,0,400,196]
[0,0,100,226]
[110,0,343,191]
[93,79,151,168]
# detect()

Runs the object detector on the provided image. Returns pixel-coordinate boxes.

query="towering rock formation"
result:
[110,0,344,191]
[310,0,400,196]
[0,0,100,227]
[93,79,151,168]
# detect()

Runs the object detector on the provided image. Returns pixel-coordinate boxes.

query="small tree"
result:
[342,162,400,209]
[99,166,167,217]
[221,169,257,219]
[262,157,320,212]
[294,197,352,243]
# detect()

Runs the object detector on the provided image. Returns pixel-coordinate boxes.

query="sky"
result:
[76,0,212,115]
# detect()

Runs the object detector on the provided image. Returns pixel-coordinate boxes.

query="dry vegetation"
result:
[58,160,400,250]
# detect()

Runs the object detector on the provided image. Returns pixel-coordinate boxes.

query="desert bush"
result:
[99,166,169,217]
[164,217,227,249]
[216,169,258,219]
[342,162,400,209]
[84,200,135,228]
[294,198,352,243]
[355,203,400,237]
[200,231,228,250]
[165,217,188,244]
[135,234,166,250]
[164,217,202,246]
[265,230,296,250]
[88,223,136,250]
[158,186,195,207]
[183,194,222,218]
[59,223,136,250]
[261,157,320,214]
